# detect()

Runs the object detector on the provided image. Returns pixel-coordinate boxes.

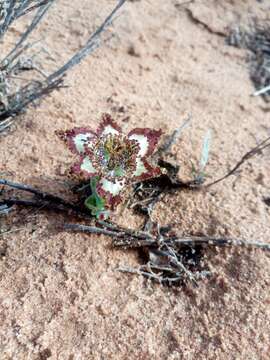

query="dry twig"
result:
[0,0,127,131]
[65,222,270,285]
[1,127,270,286]
[0,178,92,218]
[206,135,270,187]
[228,20,270,99]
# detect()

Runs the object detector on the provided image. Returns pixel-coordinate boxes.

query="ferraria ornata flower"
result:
[58,114,162,214]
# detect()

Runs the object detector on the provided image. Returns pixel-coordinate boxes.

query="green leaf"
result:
[84,176,109,219]
[200,130,211,172]
[85,193,105,212]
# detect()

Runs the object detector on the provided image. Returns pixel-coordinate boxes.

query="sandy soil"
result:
[0,0,270,359]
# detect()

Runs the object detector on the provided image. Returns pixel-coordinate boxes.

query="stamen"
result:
[91,133,139,179]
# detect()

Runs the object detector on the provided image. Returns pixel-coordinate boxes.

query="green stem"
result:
[84,177,108,219]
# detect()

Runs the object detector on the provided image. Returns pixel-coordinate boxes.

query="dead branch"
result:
[64,223,270,252]
[1,174,269,287]
[206,135,270,187]
[65,222,270,285]
[0,178,92,218]
[0,0,127,130]
[228,20,270,99]
[153,115,191,158]
[117,266,211,285]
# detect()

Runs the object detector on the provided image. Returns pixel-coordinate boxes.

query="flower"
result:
[58,113,162,210]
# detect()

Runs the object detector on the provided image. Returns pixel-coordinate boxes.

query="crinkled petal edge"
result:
[97,113,122,136]
[128,128,162,157]
[132,158,161,182]
[57,128,96,154]
[71,156,98,179]
[96,178,125,210]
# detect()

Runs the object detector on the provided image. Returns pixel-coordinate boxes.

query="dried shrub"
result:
[0,0,126,132]
[228,20,270,99]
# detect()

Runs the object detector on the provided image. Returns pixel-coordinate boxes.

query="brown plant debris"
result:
[0,0,127,132]
[1,130,270,286]
[228,20,270,99]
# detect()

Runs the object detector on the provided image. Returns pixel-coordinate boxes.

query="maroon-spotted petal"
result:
[128,128,162,157]
[71,156,98,179]
[132,158,161,182]
[58,128,96,155]
[97,113,122,136]
[96,178,123,210]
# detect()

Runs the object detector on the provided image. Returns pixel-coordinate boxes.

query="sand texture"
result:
[0,1,270,359]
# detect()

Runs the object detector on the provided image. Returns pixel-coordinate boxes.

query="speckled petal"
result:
[97,113,122,136]
[72,156,98,178]
[128,128,162,157]
[100,178,124,196]
[132,158,161,182]
[58,128,96,154]
[96,177,125,209]
[133,158,147,177]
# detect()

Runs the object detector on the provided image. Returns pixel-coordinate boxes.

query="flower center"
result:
[93,134,139,178]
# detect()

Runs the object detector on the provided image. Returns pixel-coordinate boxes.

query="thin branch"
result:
[164,244,198,286]
[117,266,209,284]
[117,266,168,283]
[169,236,270,251]
[1,198,88,216]
[64,222,270,252]
[253,84,270,96]
[0,0,16,39]
[0,203,13,215]
[0,178,92,217]
[154,115,191,157]
[64,223,152,240]
[114,235,270,251]
[1,176,269,286]
[47,0,127,82]
[0,1,52,40]
[1,2,53,66]
[0,0,127,130]
[18,1,52,18]
[0,78,64,122]
[206,135,270,187]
